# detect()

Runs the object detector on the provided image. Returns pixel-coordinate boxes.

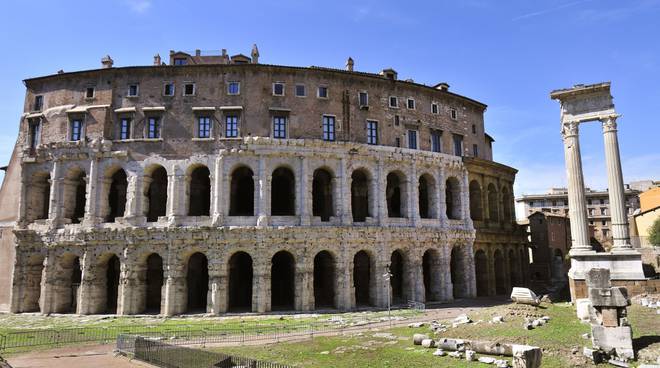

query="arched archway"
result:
[271,251,295,311]
[105,255,120,314]
[229,166,254,216]
[386,172,406,218]
[312,168,334,221]
[450,246,468,299]
[488,183,499,222]
[145,253,163,313]
[419,174,436,219]
[390,250,405,304]
[469,180,483,221]
[422,249,441,302]
[353,250,372,306]
[188,166,211,216]
[494,249,507,295]
[26,172,50,222]
[186,252,208,313]
[445,177,461,220]
[57,254,81,314]
[21,255,45,313]
[313,251,336,309]
[106,169,127,222]
[228,252,253,312]
[474,250,489,297]
[271,167,295,216]
[145,166,168,222]
[351,169,370,222]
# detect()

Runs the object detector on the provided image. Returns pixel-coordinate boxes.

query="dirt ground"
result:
[6,344,153,368]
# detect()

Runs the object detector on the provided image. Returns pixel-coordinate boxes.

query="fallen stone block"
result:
[576,298,593,322]
[421,339,436,348]
[512,344,542,368]
[479,356,497,364]
[408,322,425,328]
[452,314,472,327]
[589,287,630,308]
[412,333,429,345]
[591,325,634,361]
[583,347,605,364]
[510,287,540,306]
[448,351,463,359]
[465,349,476,361]
[492,316,504,323]
[607,358,630,367]
[495,359,511,367]
[432,349,446,356]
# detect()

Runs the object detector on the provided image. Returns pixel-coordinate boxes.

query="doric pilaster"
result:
[410,161,419,226]
[83,157,101,226]
[339,157,352,225]
[48,159,62,224]
[299,156,310,225]
[212,155,224,225]
[438,166,447,226]
[256,155,270,227]
[377,160,386,225]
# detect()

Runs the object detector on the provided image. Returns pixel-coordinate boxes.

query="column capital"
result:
[601,114,620,133]
[560,120,580,139]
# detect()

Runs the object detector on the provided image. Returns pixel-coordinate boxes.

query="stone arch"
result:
[313,250,336,309]
[501,186,512,222]
[488,183,499,222]
[62,167,87,224]
[418,173,437,219]
[389,249,407,304]
[271,167,296,216]
[26,172,51,222]
[56,253,82,313]
[20,254,45,313]
[469,180,483,221]
[445,177,461,220]
[422,248,442,302]
[351,168,371,222]
[103,254,121,314]
[494,249,507,295]
[271,250,295,311]
[188,165,211,216]
[229,165,254,216]
[144,165,168,222]
[312,168,334,221]
[186,252,209,313]
[145,253,163,313]
[474,249,489,297]
[386,171,407,218]
[353,250,374,307]
[105,168,128,223]
[450,246,469,299]
[228,251,253,312]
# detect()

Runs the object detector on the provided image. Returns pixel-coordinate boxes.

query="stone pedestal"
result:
[568,251,646,301]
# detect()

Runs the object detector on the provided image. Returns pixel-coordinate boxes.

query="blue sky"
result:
[0,0,658,217]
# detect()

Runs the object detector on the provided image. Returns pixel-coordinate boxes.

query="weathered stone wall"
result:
[0,227,16,312]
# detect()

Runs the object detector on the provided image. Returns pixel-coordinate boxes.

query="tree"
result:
[649,217,660,246]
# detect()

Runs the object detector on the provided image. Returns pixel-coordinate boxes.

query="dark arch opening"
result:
[390,250,404,304]
[445,177,461,220]
[70,171,87,224]
[475,250,489,297]
[146,253,163,313]
[469,180,483,221]
[186,252,209,313]
[450,247,467,299]
[29,173,50,221]
[502,188,512,222]
[386,172,403,218]
[351,170,370,222]
[146,166,168,222]
[106,255,120,314]
[419,175,430,219]
[228,252,253,312]
[494,250,506,294]
[312,169,333,222]
[22,255,45,313]
[271,167,295,216]
[353,250,372,306]
[189,166,211,216]
[488,184,499,222]
[422,249,440,302]
[271,251,295,311]
[313,251,336,309]
[62,256,81,313]
[509,249,519,287]
[229,166,254,216]
[107,169,127,222]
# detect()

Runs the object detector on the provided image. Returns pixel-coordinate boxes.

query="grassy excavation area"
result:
[214,302,660,367]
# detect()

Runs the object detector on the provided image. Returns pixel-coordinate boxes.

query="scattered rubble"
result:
[465,349,476,361]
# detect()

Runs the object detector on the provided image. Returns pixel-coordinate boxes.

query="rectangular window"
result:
[70,119,83,141]
[173,58,187,65]
[273,82,285,96]
[450,108,458,120]
[472,124,477,134]
[183,83,195,96]
[473,144,479,157]
[602,220,606,226]
[431,130,442,152]
[225,115,239,137]
[366,120,378,145]
[34,95,43,111]
[395,137,401,147]
[452,134,463,156]
[295,84,306,97]
[163,83,175,96]
[197,116,211,138]
[85,87,95,99]
[119,118,131,140]
[28,119,41,149]
[359,92,368,107]
[227,82,240,95]
[431,103,439,114]
[394,115,400,126]
[273,116,287,138]
[407,98,416,109]
[128,84,139,97]
[408,130,418,149]
[317,86,328,98]
[389,96,398,108]
[322,115,336,141]
[147,117,160,139]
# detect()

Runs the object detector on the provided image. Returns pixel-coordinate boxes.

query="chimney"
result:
[195,49,201,57]
[434,82,450,92]
[101,55,114,68]
[153,54,161,65]
[251,44,260,64]
[221,49,229,64]
[346,57,354,72]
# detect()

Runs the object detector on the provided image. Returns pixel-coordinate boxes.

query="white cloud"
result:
[124,0,152,14]
[512,0,594,21]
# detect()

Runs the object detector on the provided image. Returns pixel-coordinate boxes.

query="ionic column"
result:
[167,167,186,223]
[38,255,55,314]
[48,159,62,224]
[410,161,419,226]
[299,156,310,225]
[377,160,386,225]
[601,116,633,251]
[124,174,143,220]
[77,252,98,314]
[212,155,224,225]
[118,260,142,315]
[561,121,591,253]
[438,166,447,226]
[461,169,472,227]
[256,156,270,227]
[338,157,351,225]
[83,157,101,226]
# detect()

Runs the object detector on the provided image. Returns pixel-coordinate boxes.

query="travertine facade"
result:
[0,47,526,315]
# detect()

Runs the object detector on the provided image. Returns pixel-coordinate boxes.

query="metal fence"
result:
[117,334,291,368]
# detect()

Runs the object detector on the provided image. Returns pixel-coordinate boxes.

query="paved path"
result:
[6,344,153,368]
